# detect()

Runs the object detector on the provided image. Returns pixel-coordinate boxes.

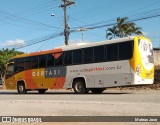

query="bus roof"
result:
[61,36,135,51]
[11,36,146,59]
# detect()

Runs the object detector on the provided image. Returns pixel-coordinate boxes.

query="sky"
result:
[0,0,160,53]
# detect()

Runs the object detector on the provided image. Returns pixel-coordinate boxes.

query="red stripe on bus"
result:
[51,77,65,89]
[25,70,37,89]
[29,48,62,57]
[53,53,62,59]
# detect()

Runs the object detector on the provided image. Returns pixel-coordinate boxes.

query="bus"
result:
[5,36,154,94]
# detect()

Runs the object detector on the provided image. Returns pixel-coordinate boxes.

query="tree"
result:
[0,48,24,80]
[106,17,143,39]
[106,26,119,40]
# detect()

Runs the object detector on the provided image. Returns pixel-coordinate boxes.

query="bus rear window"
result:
[119,41,133,60]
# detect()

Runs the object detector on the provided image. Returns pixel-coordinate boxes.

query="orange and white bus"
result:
[5,36,154,94]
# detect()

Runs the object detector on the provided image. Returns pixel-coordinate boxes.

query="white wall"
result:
[154,49,160,69]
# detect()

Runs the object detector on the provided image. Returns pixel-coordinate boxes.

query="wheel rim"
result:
[75,82,84,93]
[19,85,24,92]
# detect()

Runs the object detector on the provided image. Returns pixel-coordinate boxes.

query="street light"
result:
[77,27,89,42]
[51,14,55,16]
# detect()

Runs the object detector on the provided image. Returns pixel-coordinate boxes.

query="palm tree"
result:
[106,26,119,40]
[106,17,143,39]
[116,17,129,38]
[124,22,143,36]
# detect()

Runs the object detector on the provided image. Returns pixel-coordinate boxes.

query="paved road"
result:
[0,89,160,117]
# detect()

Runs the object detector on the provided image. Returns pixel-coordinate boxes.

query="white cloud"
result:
[1,39,25,47]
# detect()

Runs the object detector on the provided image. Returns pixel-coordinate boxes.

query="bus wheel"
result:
[17,82,26,94]
[90,88,105,94]
[38,89,47,94]
[73,80,88,94]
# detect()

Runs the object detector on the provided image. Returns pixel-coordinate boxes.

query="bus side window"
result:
[106,44,118,61]
[54,53,63,66]
[31,56,38,69]
[18,58,24,71]
[83,47,94,64]
[94,45,105,62]
[119,41,133,60]
[14,59,18,72]
[73,49,82,65]
[64,51,72,65]
[25,57,31,69]
[39,55,46,68]
[47,54,55,67]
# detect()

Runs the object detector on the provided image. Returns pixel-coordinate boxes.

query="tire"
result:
[17,82,26,94]
[38,89,47,94]
[90,88,105,94]
[73,79,88,94]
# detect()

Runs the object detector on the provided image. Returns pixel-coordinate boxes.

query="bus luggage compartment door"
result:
[94,75,104,88]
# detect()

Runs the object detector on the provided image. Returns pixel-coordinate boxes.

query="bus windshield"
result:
[6,63,14,76]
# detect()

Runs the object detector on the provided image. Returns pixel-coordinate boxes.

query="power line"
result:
[70,0,152,21]
[71,8,160,30]
[1,0,159,44]
[15,32,64,50]
[0,10,63,31]
[2,0,159,47]
[12,8,160,49]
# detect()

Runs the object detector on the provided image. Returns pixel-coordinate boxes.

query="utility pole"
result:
[60,0,75,45]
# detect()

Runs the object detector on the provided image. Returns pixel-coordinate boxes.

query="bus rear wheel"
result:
[73,79,88,94]
[17,82,26,94]
[90,88,105,94]
[38,89,47,94]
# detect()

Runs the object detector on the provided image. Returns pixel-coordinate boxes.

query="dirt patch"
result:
[117,84,160,91]
[109,69,160,91]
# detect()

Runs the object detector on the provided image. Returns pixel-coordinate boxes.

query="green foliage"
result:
[106,17,143,39]
[0,48,24,75]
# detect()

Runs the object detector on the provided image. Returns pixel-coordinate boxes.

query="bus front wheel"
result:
[90,88,105,94]
[73,79,88,94]
[17,82,27,94]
